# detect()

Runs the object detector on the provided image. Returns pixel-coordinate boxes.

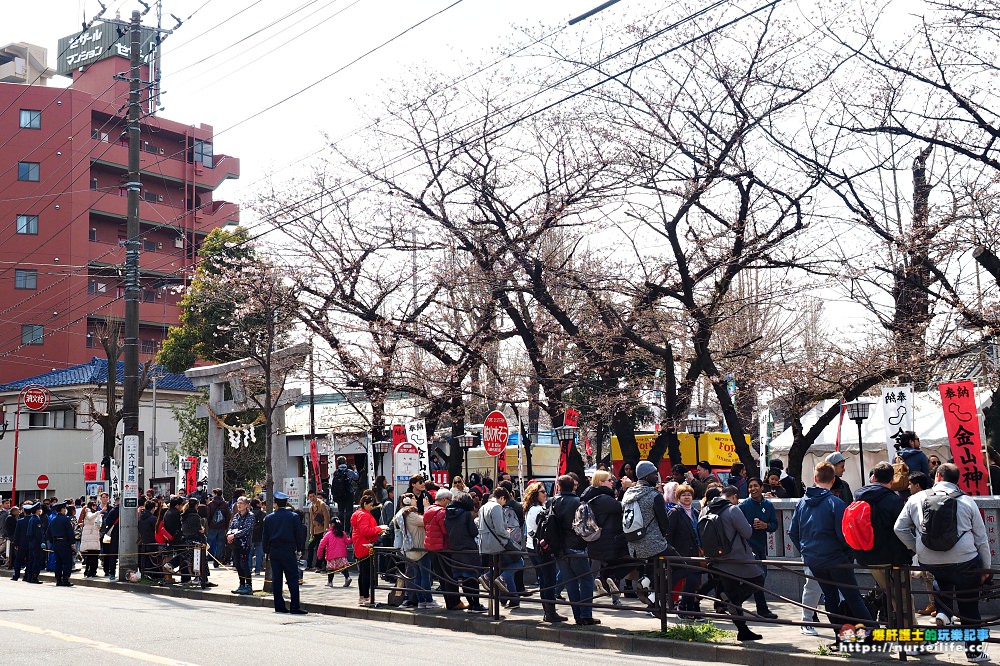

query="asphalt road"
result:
[0,580,685,666]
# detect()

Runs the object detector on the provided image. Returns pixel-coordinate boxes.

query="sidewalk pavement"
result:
[8,561,987,666]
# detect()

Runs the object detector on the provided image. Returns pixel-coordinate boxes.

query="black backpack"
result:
[697,504,733,559]
[920,488,966,551]
[534,502,562,558]
[331,469,355,501]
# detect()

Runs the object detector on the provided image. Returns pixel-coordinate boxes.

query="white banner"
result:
[405,419,431,481]
[366,434,376,492]
[880,385,913,461]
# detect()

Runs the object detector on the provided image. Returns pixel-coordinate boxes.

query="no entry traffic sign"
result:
[37,474,49,489]
[22,386,50,411]
[482,411,509,457]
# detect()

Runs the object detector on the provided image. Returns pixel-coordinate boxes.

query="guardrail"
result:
[369,545,1000,661]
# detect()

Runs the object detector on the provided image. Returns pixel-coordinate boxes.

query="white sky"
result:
[3,0,607,208]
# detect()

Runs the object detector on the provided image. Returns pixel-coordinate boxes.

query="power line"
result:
[217,0,468,137]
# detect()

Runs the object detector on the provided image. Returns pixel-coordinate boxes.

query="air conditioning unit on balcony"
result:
[174,238,183,248]
[157,242,163,249]
[157,194,164,202]
[158,147,165,155]
[97,283,107,293]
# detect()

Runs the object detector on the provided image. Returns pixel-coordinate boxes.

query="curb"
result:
[35,573,859,665]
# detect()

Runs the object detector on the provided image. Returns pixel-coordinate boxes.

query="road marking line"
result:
[0,618,201,665]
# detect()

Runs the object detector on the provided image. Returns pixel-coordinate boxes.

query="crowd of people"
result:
[0,432,993,661]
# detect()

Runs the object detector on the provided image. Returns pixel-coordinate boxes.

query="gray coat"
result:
[622,483,670,560]
[477,499,509,555]
[706,497,764,579]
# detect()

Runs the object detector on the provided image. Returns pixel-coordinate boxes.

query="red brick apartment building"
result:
[0,37,239,383]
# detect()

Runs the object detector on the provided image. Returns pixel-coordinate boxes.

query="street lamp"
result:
[554,425,579,476]
[372,440,391,477]
[844,398,874,486]
[457,433,478,478]
[686,415,711,468]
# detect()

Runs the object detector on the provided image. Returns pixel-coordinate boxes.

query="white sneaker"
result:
[594,579,607,596]
[967,653,989,663]
[635,577,652,606]
[422,601,442,609]
[324,581,333,588]
[605,578,620,595]
[800,626,818,636]
[935,612,951,627]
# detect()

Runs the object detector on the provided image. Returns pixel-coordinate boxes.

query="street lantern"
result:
[686,415,711,467]
[553,424,579,444]
[844,398,874,485]
[554,425,579,477]
[457,433,478,478]
[180,458,193,471]
[372,440,391,477]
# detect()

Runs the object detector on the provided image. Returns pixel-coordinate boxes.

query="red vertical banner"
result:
[83,463,98,482]
[185,457,199,495]
[557,439,570,477]
[939,381,989,496]
[564,408,580,428]
[497,451,508,474]
[309,439,321,489]
[391,424,407,446]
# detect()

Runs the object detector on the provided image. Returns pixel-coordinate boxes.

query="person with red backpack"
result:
[789,462,875,632]
[846,462,913,625]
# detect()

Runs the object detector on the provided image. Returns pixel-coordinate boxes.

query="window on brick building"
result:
[18,162,39,181]
[19,110,41,129]
[15,269,37,290]
[21,324,43,345]
[16,214,38,234]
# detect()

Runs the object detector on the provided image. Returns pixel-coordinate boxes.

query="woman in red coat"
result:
[351,496,386,606]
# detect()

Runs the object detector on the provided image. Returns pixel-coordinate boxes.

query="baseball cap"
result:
[826,452,846,465]
[273,491,290,500]
[697,461,712,471]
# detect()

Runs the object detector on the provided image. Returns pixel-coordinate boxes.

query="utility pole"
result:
[100,6,176,581]
[118,9,143,581]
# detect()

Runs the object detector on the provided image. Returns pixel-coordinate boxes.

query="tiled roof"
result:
[0,357,197,392]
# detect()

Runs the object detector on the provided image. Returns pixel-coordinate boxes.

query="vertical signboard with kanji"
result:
[938,381,989,496]
[880,385,913,461]
[123,435,139,507]
[405,419,431,481]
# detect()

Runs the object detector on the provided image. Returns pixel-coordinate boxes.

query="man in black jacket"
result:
[552,474,598,626]
[137,501,158,580]
[853,462,913,625]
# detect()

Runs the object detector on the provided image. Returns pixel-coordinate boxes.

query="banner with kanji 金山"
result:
[880,385,913,461]
[938,381,989,496]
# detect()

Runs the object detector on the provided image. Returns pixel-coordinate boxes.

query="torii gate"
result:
[184,343,309,494]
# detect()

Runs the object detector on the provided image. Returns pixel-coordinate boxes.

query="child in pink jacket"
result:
[316,518,352,587]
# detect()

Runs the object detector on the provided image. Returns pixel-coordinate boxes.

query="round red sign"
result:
[22,386,50,412]
[482,411,509,457]
[37,474,49,489]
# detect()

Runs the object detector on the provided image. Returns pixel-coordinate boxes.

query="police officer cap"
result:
[23,502,38,511]
[273,491,290,500]
[51,501,67,511]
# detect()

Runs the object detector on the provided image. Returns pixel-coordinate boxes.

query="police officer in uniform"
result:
[46,502,75,586]
[26,503,45,584]
[262,491,308,615]
[10,503,32,581]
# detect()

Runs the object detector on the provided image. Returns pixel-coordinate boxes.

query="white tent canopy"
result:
[769,389,993,490]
